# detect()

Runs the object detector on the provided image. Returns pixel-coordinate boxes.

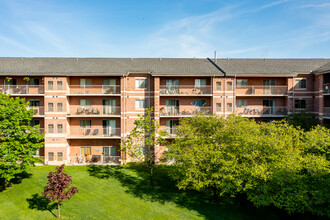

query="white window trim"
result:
[135,77,147,89]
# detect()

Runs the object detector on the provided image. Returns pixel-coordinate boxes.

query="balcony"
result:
[0,85,44,95]
[67,106,120,117]
[165,127,177,138]
[323,84,330,95]
[323,107,330,118]
[68,85,121,96]
[160,107,212,117]
[27,106,45,116]
[72,155,121,164]
[160,85,212,96]
[236,86,287,96]
[67,128,121,139]
[236,106,287,117]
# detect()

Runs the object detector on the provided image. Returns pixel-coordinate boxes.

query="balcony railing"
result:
[27,106,45,116]
[0,85,44,95]
[236,106,287,116]
[324,107,330,117]
[68,106,120,116]
[68,128,121,138]
[160,85,212,95]
[69,85,121,95]
[160,107,212,116]
[72,155,120,164]
[323,84,330,94]
[236,86,287,96]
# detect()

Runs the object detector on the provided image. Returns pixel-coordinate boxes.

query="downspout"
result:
[233,75,236,115]
[224,77,226,118]
[212,74,215,114]
[292,77,295,113]
[122,73,127,164]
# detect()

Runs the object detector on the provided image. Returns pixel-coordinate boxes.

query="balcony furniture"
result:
[92,108,99,114]
[85,129,91,136]
[91,155,101,162]
[86,107,93,114]
[77,156,83,164]
[255,107,261,115]
[93,129,99,135]
[77,107,84,114]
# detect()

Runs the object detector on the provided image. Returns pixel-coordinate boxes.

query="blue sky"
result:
[0,0,329,58]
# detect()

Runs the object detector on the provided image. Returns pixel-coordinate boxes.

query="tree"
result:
[287,111,320,131]
[0,93,44,187]
[121,107,167,183]
[43,165,78,219]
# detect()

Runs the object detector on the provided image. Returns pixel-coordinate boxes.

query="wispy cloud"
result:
[299,3,330,8]
[0,34,42,55]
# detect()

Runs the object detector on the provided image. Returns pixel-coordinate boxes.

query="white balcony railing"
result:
[236,86,287,96]
[68,128,121,138]
[69,85,121,95]
[27,106,45,116]
[72,155,121,164]
[160,107,212,116]
[68,106,120,116]
[160,85,212,95]
[236,106,287,116]
[0,85,44,95]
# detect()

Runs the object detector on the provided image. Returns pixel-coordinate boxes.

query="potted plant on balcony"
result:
[23,77,31,82]
[5,77,12,82]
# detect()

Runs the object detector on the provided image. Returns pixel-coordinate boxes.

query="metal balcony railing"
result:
[69,106,120,116]
[68,128,121,138]
[236,86,287,96]
[160,85,212,95]
[236,106,287,116]
[323,84,330,94]
[72,155,121,164]
[324,107,330,117]
[160,107,212,116]
[27,106,45,116]
[0,85,44,95]
[69,85,121,95]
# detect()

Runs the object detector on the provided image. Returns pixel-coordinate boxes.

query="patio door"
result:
[102,79,116,94]
[102,120,116,136]
[103,99,116,114]
[166,79,179,94]
[4,78,17,94]
[166,120,179,134]
[263,99,276,115]
[103,146,117,162]
[263,80,276,94]
[166,99,179,115]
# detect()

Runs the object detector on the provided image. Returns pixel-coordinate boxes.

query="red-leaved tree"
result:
[42,165,78,218]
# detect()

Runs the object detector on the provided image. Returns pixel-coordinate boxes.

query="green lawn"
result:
[0,165,324,220]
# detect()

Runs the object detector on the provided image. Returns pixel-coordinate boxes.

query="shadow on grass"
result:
[26,194,57,217]
[87,164,309,220]
[0,171,32,192]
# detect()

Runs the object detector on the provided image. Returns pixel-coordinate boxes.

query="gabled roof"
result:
[0,57,222,76]
[312,62,330,75]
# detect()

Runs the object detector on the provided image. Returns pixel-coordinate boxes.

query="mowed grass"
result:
[0,165,324,220]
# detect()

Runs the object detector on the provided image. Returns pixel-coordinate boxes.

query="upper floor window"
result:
[237,79,248,88]
[80,120,91,128]
[80,99,92,107]
[135,100,146,109]
[28,79,40,86]
[216,103,221,112]
[195,79,206,88]
[48,103,54,112]
[295,79,306,89]
[236,99,247,108]
[48,124,54,133]
[57,81,63,90]
[295,100,306,109]
[48,81,54,90]
[226,81,233,91]
[29,99,40,107]
[226,103,233,112]
[57,124,63,133]
[80,78,92,88]
[194,99,206,107]
[135,78,147,89]
[216,82,222,90]
[57,103,63,112]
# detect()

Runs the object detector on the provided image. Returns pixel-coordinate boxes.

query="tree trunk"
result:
[150,165,153,185]
[58,202,60,219]
[213,187,218,200]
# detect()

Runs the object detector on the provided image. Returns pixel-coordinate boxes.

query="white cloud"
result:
[299,3,330,8]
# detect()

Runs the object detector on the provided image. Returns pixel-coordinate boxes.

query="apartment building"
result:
[0,57,329,165]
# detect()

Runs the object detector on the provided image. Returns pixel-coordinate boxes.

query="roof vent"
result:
[227,57,229,60]
[214,51,217,63]
[160,58,162,61]
[131,58,133,61]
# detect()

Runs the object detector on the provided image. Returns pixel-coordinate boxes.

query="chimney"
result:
[214,51,217,63]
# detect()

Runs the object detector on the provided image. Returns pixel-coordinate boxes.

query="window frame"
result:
[295,78,307,90]
[135,77,147,89]
[236,79,248,88]
[226,81,233,91]
[216,82,222,91]
[57,81,63,90]
[48,152,54,161]
[135,99,147,109]
[295,100,307,109]
[48,81,54,90]
[48,124,54,133]
[80,78,92,88]
[48,103,54,112]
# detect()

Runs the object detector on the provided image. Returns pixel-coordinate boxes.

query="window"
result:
[48,152,54,161]
[28,79,40,86]
[226,103,233,112]
[81,147,91,156]
[80,78,92,88]
[30,120,40,126]
[48,103,54,111]
[57,81,63,90]
[48,124,54,133]
[57,124,63,133]
[57,152,63,161]
[166,120,179,134]
[195,79,206,88]
[80,120,91,128]
[29,99,40,107]
[216,82,222,90]
[135,100,146,109]
[295,79,307,89]
[236,99,247,108]
[48,81,54,90]
[226,81,233,91]
[237,79,248,88]
[295,100,306,109]
[194,99,206,107]
[135,78,147,89]
[216,103,221,112]
[57,103,63,112]
[80,99,92,107]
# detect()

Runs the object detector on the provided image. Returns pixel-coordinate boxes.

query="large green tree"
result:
[0,93,44,187]
[287,111,320,131]
[121,107,167,183]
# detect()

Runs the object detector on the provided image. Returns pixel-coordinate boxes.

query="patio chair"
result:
[92,108,99,114]
[93,129,99,135]
[85,129,91,136]
[86,107,93,114]
[255,107,261,115]
[77,156,83,164]
[77,107,84,114]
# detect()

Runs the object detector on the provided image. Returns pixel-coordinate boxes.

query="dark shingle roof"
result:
[312,62,330,75]
[0,57,222,76]
[0,57,329,77]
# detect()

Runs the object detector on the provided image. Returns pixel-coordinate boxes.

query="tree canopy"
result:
[0,93,44,186]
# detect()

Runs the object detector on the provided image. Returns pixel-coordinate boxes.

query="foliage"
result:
[42,165,78,218]
[287,111,320,131]
[0,93,44,187]
[121,107,167,183]
[166,114,330,217]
